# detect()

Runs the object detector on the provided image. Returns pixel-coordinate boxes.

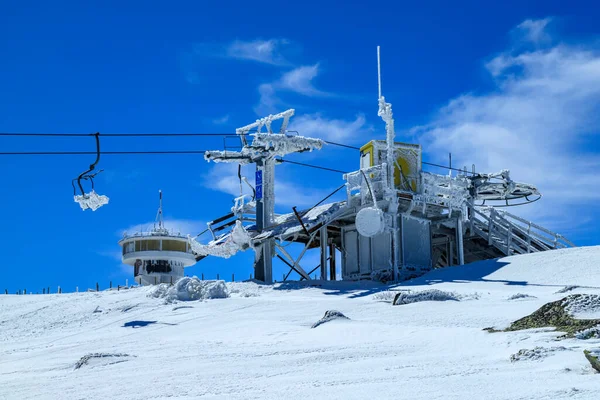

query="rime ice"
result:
[74,190,109,211]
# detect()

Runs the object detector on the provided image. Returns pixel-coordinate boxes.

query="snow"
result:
[149,277,229,303]
[204,133,323,164]
[250,133,324,157]
[188,220,251,259]
[73,190,109,211]
[563,294,600,319]
[3,246,600,399]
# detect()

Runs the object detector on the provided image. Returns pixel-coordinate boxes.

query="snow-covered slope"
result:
[2,247,600,400]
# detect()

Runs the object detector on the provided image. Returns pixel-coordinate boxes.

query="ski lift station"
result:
[119,191,197,285]
[115,47,575,285]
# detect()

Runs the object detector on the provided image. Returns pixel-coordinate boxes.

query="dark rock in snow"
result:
[584,350,600,373]
[74,353,132,370]
[556,285,580,294]
[393,289,460,305]
[497,294,600,337]
[311,310,349,328]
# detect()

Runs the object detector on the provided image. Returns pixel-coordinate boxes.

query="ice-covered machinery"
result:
[186,46,575,284]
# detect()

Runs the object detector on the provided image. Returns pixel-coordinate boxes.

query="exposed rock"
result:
[500,295,600,337]
[311,310,349,329]
[507,293,537,301]
[393,289,460,305]
[556,285,580,294]
[583,349,600,373]
[510,346,567,362]
[74,353,132,370]
[372,290,396,302]
[575,326,600,340]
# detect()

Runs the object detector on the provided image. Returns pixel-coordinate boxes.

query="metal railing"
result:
[469,205,575,256]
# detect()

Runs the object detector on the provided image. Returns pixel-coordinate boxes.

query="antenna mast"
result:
[155,190,164,231]
[377,45,382,98]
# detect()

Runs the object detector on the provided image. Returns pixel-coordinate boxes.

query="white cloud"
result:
[279,64,326,96]
[255,64,329,115]
[412,18,600,230]
[212,114,230,125]
[225,39,289,65]
[255,83,281,116]
[290,113,372,142]
[513,18,552,44]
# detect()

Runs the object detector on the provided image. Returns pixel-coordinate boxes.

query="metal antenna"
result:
[377,46,382,99]
[155,190,164,230]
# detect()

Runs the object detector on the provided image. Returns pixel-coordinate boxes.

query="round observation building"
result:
[118,190,196,285]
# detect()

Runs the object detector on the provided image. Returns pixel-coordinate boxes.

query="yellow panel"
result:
[359,141,374,167]
[394,147,421,192]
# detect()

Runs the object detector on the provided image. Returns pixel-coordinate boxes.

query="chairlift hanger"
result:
[72,132,109,211]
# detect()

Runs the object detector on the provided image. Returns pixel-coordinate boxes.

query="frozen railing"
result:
[419,172,470,210]
[469,206,576,256]
[344,164,388,206]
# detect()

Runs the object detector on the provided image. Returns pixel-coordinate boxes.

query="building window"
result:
[145,259,172,274]
[162,240,186,252]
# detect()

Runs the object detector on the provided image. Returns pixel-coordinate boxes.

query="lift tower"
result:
[204,110,324,283]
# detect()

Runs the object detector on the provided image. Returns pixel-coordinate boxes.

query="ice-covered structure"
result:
[187,47,575,284]
[118,191,197,285]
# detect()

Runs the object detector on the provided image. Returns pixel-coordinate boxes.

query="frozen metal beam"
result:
[320,227,328,280]
[275,242,311,281]
[457,217,465,266]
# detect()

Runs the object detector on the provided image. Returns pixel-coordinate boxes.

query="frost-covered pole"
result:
[377,46,401,281]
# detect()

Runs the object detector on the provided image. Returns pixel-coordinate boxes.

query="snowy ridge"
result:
[2,246,600,399]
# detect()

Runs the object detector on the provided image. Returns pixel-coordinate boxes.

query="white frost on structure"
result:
[417,172,470,211]
[356,207,385,238]
[204,134,324,164]
[74,190,109,211]
[344,164,387,205]
[250,133,324,157]
[203,150,254,164]
[187,220,251,259]
[470,169,540,201]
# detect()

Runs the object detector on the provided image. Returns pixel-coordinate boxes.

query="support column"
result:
[394,215,402,282]
[320,227,328,280]
[329,241,336,281]
[254,158,274,283]
[456,217,465,266]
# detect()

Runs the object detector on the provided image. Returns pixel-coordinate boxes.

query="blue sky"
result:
[1,0,599,293]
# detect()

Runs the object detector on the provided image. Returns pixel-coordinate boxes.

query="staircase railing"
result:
[468,205,575,256]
